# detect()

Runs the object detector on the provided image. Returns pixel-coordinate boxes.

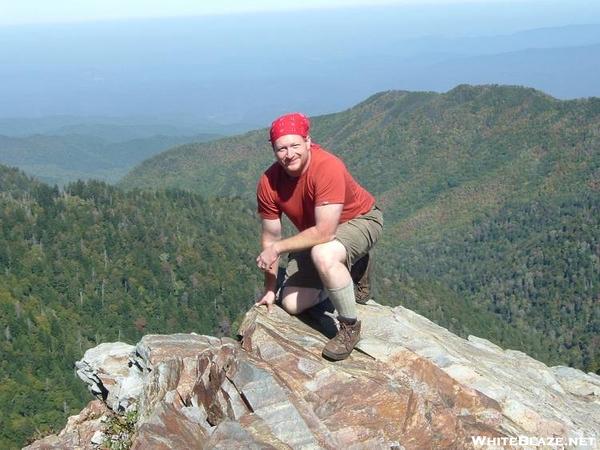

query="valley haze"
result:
[0,1,599,129]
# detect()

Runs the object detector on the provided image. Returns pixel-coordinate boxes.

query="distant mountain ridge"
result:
[0,117,257,139]
[411,43,600,99]
[0,132,220,186]
[121,84,600,373]
[121,84,598,213]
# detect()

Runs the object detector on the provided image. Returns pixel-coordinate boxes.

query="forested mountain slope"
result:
[121,85,599,372]
[2,84,598,448]
[0,166,261,449]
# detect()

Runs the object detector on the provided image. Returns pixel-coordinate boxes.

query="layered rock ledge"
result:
[26,302,600,449]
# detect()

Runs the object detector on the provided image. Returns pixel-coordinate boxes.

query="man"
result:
[255,112,383,360]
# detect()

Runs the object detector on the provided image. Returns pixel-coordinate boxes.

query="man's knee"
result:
[310,241,344,272]
[281,296,302,315]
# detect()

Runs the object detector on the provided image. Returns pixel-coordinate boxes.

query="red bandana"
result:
[269,112,310,142]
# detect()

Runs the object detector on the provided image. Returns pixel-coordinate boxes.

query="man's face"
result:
[272,134,311,176]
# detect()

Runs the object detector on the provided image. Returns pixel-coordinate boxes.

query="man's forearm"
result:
[273,226,334,255]
[261,232,280,292]
[257,206,339,276]
[263,266,278,292]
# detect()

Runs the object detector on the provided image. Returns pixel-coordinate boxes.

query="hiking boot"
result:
[322,320,361,361]
[351,253,372,304]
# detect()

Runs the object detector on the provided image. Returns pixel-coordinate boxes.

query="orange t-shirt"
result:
[257,144,375,231]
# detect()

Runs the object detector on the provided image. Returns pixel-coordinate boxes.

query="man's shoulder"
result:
[310,144,345,171]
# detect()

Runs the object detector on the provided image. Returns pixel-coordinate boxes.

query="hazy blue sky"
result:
[1,0,598,123]
[0,0,546,26]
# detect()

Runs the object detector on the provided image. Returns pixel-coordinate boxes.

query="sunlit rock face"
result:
[26,302,600,450]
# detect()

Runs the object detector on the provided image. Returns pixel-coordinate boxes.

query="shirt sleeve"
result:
[313,157,346,206]
[256,173,281,219]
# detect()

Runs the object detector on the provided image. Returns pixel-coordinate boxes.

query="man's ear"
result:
[305,135,311,146]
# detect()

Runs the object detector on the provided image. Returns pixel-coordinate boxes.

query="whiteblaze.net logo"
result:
[471,435,597,448]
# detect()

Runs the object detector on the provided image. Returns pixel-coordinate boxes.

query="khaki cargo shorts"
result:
[284,206,383,289]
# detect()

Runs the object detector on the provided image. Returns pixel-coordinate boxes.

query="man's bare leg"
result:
[311,240,356,319]
[310,240,351,288]
[280,286,322,315]
[311,240,361,360]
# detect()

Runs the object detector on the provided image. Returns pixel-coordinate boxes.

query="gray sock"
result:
[326,282,357,321]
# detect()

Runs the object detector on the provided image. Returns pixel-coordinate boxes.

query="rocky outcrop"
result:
[23,400,111,450]
[74,342,142,412]
[26,301,600,449]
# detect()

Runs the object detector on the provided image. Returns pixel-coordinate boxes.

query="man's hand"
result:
[255,290,276,313]
[256,244,279,271]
